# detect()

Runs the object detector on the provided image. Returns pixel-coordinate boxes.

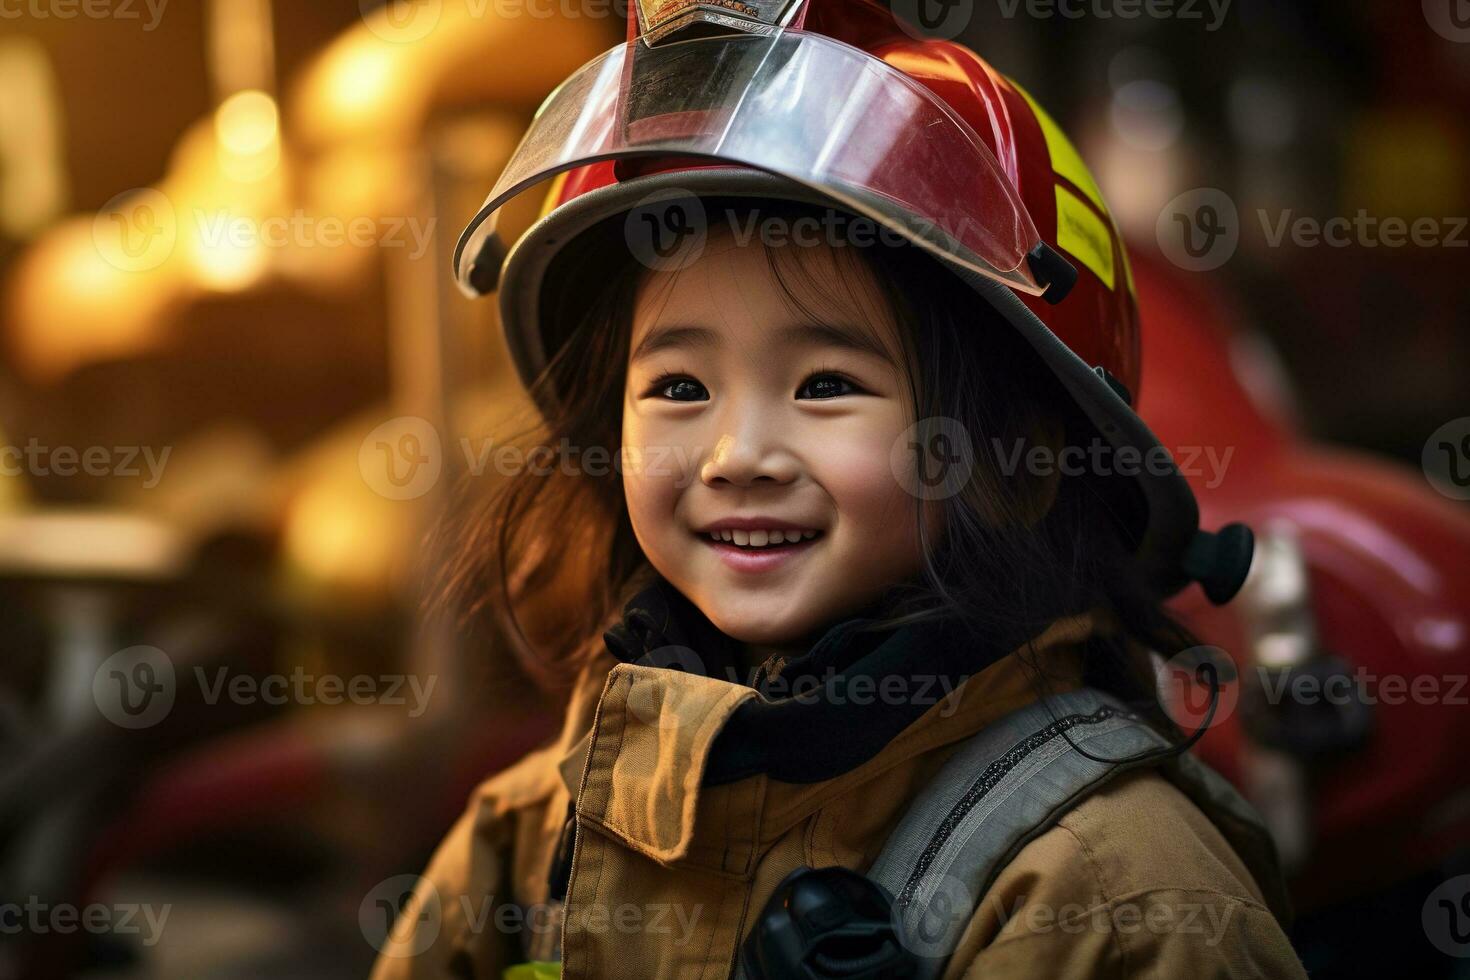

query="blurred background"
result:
[0,0,1465,977]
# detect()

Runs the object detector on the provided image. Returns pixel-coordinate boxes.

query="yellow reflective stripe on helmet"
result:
[503,962,561,980]
[1013,82,1108,214]
[1012,79,1133,296]
[1054,185,1115,291]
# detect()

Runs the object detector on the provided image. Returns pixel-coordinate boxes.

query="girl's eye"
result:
[657,377,709,402]
[796,373,859,400]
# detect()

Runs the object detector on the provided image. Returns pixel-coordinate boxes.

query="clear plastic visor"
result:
[454,30,1046,296]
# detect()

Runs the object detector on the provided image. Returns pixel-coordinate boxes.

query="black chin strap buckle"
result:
[1183,523,1255,605]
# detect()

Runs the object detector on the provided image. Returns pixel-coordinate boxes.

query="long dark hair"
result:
[436,198,1194,726]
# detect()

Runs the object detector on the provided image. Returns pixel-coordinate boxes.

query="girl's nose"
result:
[699,424,801,488]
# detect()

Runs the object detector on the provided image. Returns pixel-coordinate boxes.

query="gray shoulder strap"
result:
[866,687,1277,977]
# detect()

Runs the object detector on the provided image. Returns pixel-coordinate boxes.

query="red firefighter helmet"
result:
[454,0,1252,602]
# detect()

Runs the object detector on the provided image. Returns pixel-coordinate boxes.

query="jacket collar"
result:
[567,590,1102,873]
[600,577,1038,786]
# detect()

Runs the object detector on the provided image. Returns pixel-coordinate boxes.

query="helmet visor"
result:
[455,30,1047,296]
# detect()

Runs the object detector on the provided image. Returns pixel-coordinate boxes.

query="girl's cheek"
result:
[799,413,919,531]
[621,408,692,535]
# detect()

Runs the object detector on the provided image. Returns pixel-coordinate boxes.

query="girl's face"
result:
[622,228,925,652]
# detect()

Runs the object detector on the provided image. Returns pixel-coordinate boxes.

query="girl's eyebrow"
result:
[775,323,897,365]
[630,322,895,365]
[629,324,719,363]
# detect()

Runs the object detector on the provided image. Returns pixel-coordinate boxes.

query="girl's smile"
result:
[695,517,825,574]
[621,225,926,653]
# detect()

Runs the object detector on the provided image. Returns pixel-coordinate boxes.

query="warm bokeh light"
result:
[7,218,179,382]
[313,40,400,138]
[215,89,282,183]
[0,510,188,580]
[0,37,68,238]
[185,221,269,292]
[216,90,280,157]
[209,0,277,101]
[283,455,406,600]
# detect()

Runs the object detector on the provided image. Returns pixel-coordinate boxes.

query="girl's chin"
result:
[699,602,822,650]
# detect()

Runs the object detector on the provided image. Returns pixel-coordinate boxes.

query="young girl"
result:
[373,4,1307,977]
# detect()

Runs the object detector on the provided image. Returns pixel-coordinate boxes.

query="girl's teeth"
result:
[708,528,821,548]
